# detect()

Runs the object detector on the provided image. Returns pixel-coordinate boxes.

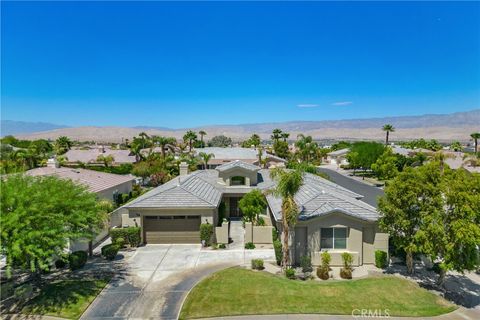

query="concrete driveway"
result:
[81,244,275,320]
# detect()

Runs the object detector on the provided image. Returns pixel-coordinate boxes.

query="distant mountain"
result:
[1,120,69,137]
[10,109,480,143]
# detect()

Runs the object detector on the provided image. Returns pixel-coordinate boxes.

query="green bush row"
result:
[375,250,388,268]
[200,223,214,246]
[102,244,120,260]
[110,227,141,247]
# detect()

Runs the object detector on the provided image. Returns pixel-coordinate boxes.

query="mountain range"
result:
[3,109,479,143]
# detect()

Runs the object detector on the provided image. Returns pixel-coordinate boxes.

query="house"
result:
[326,148,350,165]
[26,159,135,202]
[193,147,286,169]
[122,160,387,266]
[64,145,136,166]
[26,159,136,252]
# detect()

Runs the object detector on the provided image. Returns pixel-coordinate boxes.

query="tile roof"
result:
[65,147,136,164]
[215,160,260,172]
[26,167,135,193]
[125,166,379,221]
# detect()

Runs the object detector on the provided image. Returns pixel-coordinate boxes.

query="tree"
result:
[198,152,214,170]
[55,136,72,155]
[271,129,282,143]
[378,166,441,274]
[281,132,290,142]
[295,134,318,163]
[449,141,462,152]
[97,154,115,167]
[242,134,261,148]
[371,148,399,181]
[153,136,176,158]
[183,130,198,152]
[420,166,480,287]
[382,124,395,146]
[269,167,305,270]
[138,132,150,148]
[129,140,145,162]
[471,132,480,153]
[273,140,289,159]
[347,141,385,178]
[0,175,109,277]
[239,189,267,225]
[198,130,207,148]
[207,135,232,147]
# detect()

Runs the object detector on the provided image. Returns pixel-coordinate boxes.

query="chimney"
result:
[47,158,60,168]
[179,162,189,176]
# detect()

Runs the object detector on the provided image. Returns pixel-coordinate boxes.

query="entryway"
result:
[228,220,245,250]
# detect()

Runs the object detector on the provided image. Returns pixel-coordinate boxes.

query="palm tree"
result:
[295,134,318,163]
[97,154,115,168]
[281,132,290,142]
[198,152,214,170]
[271,128,282,143]
[55,136,72,155]
[269,168,305,270]
[382,124,395,146]
[199,130,207,147]
[129,142,144,162]
[470,132,480,153]
[138,132,150,149]
[183,130,198,152]
[154,136,176,158]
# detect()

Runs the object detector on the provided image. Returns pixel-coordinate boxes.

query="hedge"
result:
[200,223,214,246]
[375,250,388,268]
[69,251,88,270]
[102,244,120,260]
[110,227,141,247]
[273,240,282,266]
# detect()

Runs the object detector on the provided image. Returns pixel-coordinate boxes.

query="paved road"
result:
[317,167,384,208]
[81,244,275,320]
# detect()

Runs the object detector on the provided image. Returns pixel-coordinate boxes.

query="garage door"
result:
[143,215,201,244]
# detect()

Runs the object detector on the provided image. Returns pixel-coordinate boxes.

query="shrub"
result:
[55,254,69,269]
[273,240,282,265]
[245,242,256,249]
[375,250,388,268]
[14,284,34,301]
[200,223,214,246]
[256,216,266,226]
[115,237,126,248]
[285,267,296,279]
[251,259,264,270]
[68,251,88,270]
[218,243,226,249]
[272,228,279,242]
[300,255,313,273]
[317,251,331,280]
[316,266,329,280]
[102,244,120,261]
[340,268,352,279]
[110,227,141,247]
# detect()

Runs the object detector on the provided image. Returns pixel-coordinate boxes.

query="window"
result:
[230,176,246,186]
[321,228,347,249]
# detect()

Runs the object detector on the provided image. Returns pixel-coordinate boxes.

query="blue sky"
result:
[1,1,479,128]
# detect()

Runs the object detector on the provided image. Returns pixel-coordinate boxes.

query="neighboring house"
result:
[26,159,136,252]
[193,147,286,169]
[122,160,387,266]
[326,148,350,165]
[64,145,136,166]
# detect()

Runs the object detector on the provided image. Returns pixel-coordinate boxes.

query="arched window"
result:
[230,176,246,186]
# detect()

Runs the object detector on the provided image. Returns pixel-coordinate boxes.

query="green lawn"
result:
[22,278,110,319]
[180,268,456,319]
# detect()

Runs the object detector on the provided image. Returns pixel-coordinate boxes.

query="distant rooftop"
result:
[64,146,136,164]
[26,166,135,193]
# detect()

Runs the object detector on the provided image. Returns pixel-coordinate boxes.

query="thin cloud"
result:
[297,104,319,108]
[332,101,353,106]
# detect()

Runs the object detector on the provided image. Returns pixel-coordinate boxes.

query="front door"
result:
[229,197,243,219]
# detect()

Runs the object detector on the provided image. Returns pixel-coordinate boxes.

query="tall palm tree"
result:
[382,124,395,146]
[199,130,207,147]
[198,152,214,170]
[271,128,283,143]
[138,132,150,149]
[470,132,480,153]
[269,168,305,270]
[183,130,198,152]
[154,136,177,158]
[281,132,290,142]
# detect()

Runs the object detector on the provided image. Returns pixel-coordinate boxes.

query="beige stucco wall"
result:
[215,222,229,244]
[96,180,134,202]
[290,212,385,267]
[245,222,273,244]
[218,167,258,186]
